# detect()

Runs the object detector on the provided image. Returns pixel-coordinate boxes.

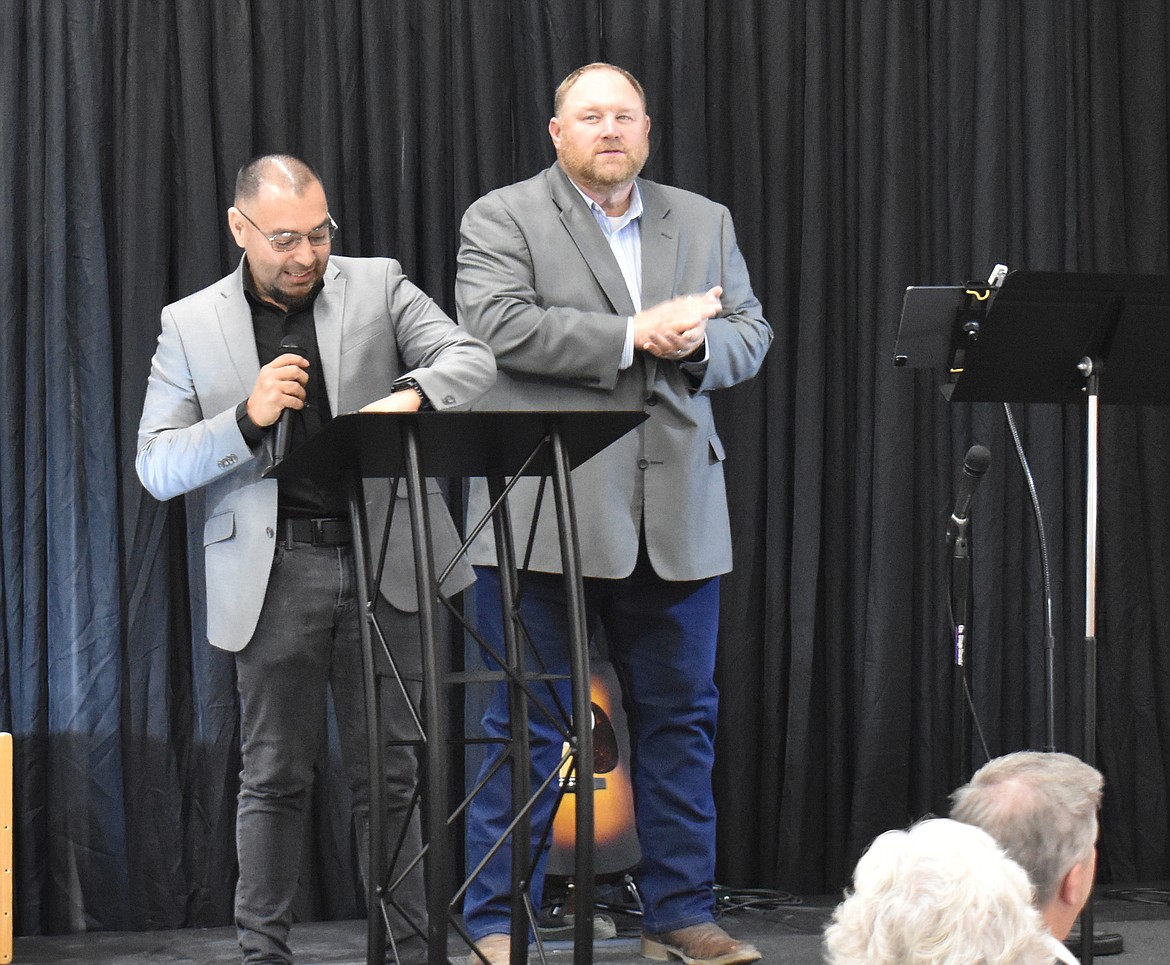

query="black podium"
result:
[271,409,646,965]
[897,269,1170,963]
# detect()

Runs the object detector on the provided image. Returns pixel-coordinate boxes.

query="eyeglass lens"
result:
[271,224,333,252]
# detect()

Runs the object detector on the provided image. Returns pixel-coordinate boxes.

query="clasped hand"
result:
[633,286,722,359]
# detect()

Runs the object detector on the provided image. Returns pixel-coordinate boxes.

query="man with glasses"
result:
[137,154,496,965]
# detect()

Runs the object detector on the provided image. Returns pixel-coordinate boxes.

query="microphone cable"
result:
[955,625,994,769]
[958,403,1058,770]
[1003,401,1057,752]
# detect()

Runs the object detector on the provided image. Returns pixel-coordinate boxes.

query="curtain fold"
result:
[2,0,1169,935]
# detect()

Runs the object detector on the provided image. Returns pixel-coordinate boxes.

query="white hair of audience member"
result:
[823,818,1053,965]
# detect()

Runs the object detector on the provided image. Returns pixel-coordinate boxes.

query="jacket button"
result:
[646,394,659,406]
[638,458,650,469]
[266,527,274,538]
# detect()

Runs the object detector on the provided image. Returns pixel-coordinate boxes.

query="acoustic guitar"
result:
[547,662,640,877]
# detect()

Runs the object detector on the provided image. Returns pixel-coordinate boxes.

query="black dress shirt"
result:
[237,262,347,520]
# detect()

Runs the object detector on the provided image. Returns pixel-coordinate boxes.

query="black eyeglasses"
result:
[236,208,338,252]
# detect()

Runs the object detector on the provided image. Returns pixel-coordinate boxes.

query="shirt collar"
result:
[568,179,644,235]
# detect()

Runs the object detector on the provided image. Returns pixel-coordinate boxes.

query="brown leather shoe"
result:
[641,922,762,965]
[468,932,514,965]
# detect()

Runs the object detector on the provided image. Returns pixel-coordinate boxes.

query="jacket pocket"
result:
[707,433,726,465]
[204,511,236,546]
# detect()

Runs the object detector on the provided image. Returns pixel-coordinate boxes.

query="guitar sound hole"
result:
[591,702,620,773]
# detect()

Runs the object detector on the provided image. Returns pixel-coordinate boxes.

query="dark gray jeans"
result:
[234,540,427,964]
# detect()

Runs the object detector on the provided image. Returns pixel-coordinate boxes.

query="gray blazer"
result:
[456,163,771,582]
[137,255,496,652]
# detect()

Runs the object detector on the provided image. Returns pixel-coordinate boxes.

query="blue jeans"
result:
[463,557,721,938]
[234,541,427,964]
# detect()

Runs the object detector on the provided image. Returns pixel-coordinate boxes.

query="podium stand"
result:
[271,409,647,965]
[897,269,1170,963]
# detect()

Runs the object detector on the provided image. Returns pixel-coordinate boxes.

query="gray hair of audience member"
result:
[823,818,1052,965]
[950,750,1103,908]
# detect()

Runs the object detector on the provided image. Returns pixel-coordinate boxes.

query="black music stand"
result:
[271,410,646,965]
[902,269,1170,964]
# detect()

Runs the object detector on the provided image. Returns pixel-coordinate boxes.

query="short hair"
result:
[824,818,1052,965]
[950,751,1103,909]
[234,154,323,206]
[553,62,647,117]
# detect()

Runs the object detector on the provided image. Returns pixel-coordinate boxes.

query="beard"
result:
[558,136,649,192]
[263,280,320,313]
[257,259,326,312]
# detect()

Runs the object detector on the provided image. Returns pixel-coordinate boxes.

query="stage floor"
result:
[11,886,1170,964]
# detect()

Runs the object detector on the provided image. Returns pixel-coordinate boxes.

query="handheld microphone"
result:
[947,444,991,541]
[271,336,303,465]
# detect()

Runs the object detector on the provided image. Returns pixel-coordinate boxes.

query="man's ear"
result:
[1060,856,1094,912]
[227,207,247,250]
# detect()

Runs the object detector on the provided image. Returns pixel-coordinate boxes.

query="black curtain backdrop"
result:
[3,0,1169,937]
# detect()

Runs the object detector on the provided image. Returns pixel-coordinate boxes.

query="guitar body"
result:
[546,657,641,878]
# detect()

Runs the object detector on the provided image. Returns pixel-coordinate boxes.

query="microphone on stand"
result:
[948,443,990,627]
[947,445,991,543]
[948,444,990,786]
[272,335,303,465]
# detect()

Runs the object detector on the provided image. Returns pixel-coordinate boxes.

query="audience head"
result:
[823,817,1051,965]
[950,751,1102,940]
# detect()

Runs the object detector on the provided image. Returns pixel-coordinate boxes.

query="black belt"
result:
[278,516,351,547]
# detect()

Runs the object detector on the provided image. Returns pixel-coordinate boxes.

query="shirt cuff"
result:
[619,317,635,370]
[680,338,710,366]
[235,398,269,445]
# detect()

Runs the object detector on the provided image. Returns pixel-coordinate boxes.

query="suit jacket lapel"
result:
[637,180,679,392]
[546,164,637,317]
[314,260,345,411]
[638,180,679,308]
[215,261,261,397]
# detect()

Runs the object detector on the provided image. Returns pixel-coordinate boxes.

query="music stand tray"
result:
[950,272,1169,404]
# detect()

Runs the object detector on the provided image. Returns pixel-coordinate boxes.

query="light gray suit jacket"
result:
[137,255,496,652]
[456,163,771,582]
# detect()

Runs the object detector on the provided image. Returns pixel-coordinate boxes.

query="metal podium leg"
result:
[466,432,595,965]
[400,425,451,965]
[1080,370,1100,965]
[351,424,448,965]
[548,428,594,965]
[346,470,389,965]
[484,474,534,965]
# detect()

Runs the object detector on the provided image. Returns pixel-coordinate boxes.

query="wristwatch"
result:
[390,375,432,411]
